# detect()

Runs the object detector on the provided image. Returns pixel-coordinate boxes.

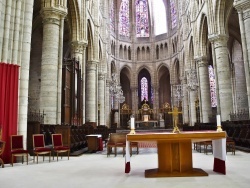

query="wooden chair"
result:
[107,133,126,157]
[51,134,70,161]
[130,142,139,156]
[33,134,51,163]
[226,137,235,155]
[0,141,6,168]
[10,135,29,166]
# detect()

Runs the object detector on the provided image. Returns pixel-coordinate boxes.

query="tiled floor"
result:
[0,148,249,188]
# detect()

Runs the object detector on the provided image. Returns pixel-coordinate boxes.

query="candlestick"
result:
[216,114,222,132]
[130,114,136,134]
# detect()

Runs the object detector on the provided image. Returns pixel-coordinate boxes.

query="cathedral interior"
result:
[1,0,250,163]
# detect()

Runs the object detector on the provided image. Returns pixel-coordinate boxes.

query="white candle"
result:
[216,115,221,126]
[131,117,135,129]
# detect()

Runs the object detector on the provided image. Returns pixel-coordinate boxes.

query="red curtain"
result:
[0,63,19,163]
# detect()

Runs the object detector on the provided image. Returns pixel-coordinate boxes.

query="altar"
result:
[125,131,226,177]
[135,120,158,128]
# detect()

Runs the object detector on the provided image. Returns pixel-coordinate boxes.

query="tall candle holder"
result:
[130,114,136,134]
[216,114,222,132]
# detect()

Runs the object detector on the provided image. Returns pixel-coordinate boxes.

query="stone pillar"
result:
[209,34,233,121]
[106,79,111,127]
[113,97,119,127]
[234,0,250,114]
[154,85,159,112]
[189,91,197,126]
[18,0,34,148]
[11,0,22,64]
[0,0,12,62]
[40,5,67,124]
[71,41,86,124]
[181,79,189,124]
[131,86,138,116]
[98,73,106,125]
[86,61,98,122]
[196,56,212,122]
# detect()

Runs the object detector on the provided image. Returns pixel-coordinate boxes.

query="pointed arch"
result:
[87,20,94,61]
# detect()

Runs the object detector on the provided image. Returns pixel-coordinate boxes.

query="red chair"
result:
[52,134,70,161]
[0,141,6,168]
[33,134,51,164]
[10,135,29,166]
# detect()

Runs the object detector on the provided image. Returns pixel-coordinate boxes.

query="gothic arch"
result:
[158,65,171,107]
[120,66,132,107]
[137,67,152,105]
[87,20,94,60]
[199,14,208,56]
[173,58,181,84]
[68,0,81,41]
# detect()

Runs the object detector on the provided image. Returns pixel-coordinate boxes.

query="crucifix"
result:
[168,106,182,133]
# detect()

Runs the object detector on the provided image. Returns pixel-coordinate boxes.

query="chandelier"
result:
[110,73,125,103]
[186,69,199,91]
[173,84,183,106]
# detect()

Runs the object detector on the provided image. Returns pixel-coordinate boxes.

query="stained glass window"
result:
[110,0,115,32]
[141,77,148,101]
[208,65,217,107]
[135,0,149,37]
[152,0,167,35]
[170,0,177,29]
[119,0,130,37]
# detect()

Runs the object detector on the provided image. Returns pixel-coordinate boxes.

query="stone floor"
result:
[0,147,249,188]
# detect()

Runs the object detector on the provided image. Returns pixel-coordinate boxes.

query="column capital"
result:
[40,6,68,24]
[71,41,87,54]
[234,0,250,12]
[98,73,105,80]
[208,34,228,43]
[194,56,208,67]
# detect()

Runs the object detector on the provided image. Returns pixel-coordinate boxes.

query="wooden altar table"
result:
[125,131,226,178]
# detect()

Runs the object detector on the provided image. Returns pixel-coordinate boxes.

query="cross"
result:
[168,106,182,133]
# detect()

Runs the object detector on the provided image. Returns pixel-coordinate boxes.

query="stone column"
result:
[181,79,189,124]
[11,0,22,64]
[0,0,12,62]
[86,61,98,122]
[71,41,86,125]
[131,86,138,116]
[154,85,159,112]
[40,5,67,124]
[98,73,106,125]
[189,90,197,126]
[234,0,250,114]
[18,0,34,148]
[209,34,233,121]
[196,56,212,122]
[106,79,111,127]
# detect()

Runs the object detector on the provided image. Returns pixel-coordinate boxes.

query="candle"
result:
[217,115,221,126]
[131,116,135,129]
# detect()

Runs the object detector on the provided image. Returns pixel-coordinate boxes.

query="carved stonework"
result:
[208,34,228,47]
[234,0,250,12]
[243,10,250,20]
[71,41,85,54]
[195,56,208,68]
[98,73,105,80]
